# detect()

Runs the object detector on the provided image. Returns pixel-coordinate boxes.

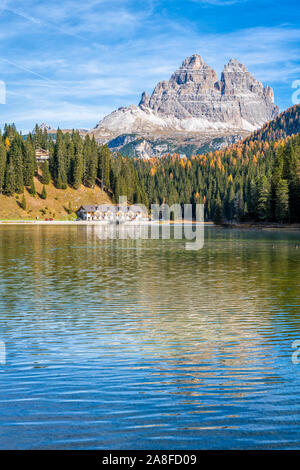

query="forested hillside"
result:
[134,133,300,223]
[1,107,300,224]
[244,104,300,144]
[0,124,148,214]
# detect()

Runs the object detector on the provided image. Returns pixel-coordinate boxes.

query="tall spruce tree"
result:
[0,140,6,194]
[53,130,67,189]
[4,157,15,196]
[10,140,24,193]
[41,185,47,200]
[98,145,111,189]
[23,140,35,186]
[29,176,36,196]
[213,195,223,225]
[41,160,51,185]
[20,194,26,211]
[275,179,289,222]
[256,176,271,221]
[72,134,84,189]
[84,136,97,188]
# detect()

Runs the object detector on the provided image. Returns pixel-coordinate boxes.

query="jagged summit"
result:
[90,54,279,158]
[139,91,150,107]
[181,54,207,69]
[225,58,247,69]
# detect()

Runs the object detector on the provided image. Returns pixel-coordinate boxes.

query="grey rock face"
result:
[90,54,279,158]
[139,91,150,108]
[143,55,278,127]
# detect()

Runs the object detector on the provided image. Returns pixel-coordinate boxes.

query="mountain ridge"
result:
[89,54,279,158]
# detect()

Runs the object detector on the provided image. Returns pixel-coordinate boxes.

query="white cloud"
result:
[7,103,112,128]
[4,7,42,24]
[0,0,299,131]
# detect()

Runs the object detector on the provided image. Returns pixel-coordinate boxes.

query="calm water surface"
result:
[0,225,300,449]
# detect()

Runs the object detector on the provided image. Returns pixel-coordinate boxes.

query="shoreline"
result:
[220,222,300,232]
[0,220,212,226]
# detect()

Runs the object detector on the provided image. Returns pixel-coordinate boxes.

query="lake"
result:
[0,225,300,449]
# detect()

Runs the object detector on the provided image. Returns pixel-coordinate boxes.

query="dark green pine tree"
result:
[4,158,16,196]
[274,179,289,222]
[257,175,271,221]
[234,189,244,222]
[29,176,36,196]
[84,136,98,188]
[23,139,35,186]
[41,160,51,185]
[289,165,300,223]
[287,145,300,223]
[53,130,67,189]
[20,194,27,211]
[33,124,46,149]
[72,134,84,189]
[65,134,75,185]
[0,139,6,194]
[246,177,257,219]
[10,140,24,193]
[227,184,235,222]
[83,134,92,187]
[213,195,224,225]
[98,145,111,190]
[41,185,47,200]
[42,128,49,149]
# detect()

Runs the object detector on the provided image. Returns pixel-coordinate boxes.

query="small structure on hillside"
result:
[78,204,147,222]
[35,148,50,163]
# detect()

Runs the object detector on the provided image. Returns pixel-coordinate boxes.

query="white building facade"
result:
[78,204,147,223]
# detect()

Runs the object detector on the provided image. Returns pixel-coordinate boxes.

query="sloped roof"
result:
[35,148,49,155]
[79,204,146,213]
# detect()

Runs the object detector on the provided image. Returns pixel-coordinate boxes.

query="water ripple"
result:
[0,226,300,449]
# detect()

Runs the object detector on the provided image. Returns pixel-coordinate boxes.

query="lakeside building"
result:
[35,148,50,163]
[77,204,148,222]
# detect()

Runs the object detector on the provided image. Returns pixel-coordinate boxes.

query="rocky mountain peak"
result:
[181,54,207,69]
[224,58,248,71]
[169,54,217,88]
[263,85,275,103]
[220,58,268,102]
[136,54,278,126]
[91,53,279,157]
[139,91,150,108]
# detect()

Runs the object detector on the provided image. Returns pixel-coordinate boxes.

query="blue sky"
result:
[0,0,299,132]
